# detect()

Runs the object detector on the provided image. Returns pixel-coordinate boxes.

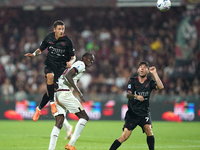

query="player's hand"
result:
[24,53,34,57]
[66,62,72,68]
[137,95,144,101]
[149,66,157,74]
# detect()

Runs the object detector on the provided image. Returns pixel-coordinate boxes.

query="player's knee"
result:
[46,74,54,81]
[86,115,89,121]
[57,123,63,129]
[55,115,64,129]
[83,114,89,121]
[144,126,153,136]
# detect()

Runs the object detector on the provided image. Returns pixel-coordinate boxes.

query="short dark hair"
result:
[138,61,149,69]
[82,53,94,59]
[53,20,65,29]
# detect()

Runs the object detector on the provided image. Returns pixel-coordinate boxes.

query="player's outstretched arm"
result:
[24,48,42,57]
[65,68,85,102]
[149,66,164,90]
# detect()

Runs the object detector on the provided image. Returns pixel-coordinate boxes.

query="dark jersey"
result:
[39,32,75,70]
[127,76,157,116]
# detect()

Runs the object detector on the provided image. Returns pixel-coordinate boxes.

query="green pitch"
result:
[0,120,200,150]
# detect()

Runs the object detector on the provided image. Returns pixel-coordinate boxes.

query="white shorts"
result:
[54,90,84,117]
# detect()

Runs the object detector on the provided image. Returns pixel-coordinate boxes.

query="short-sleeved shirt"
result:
[127,76,157,116]
[57,60,85,91]
[40,32,75,70]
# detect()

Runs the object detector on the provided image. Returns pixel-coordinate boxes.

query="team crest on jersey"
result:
[145,83,149,88]
[128,84,131,89]
[62,42,65,46]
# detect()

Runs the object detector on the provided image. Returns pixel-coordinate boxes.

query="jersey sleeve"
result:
[127,78,134,93]
[150,80,157,90]
[67,38,75,56]
[39,36,49,51]
[73,61,85,73]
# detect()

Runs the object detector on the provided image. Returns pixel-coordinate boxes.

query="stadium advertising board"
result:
[0,99,200,121]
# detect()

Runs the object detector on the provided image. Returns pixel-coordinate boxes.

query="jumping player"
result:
[48,53,94,150]
[109,61,164,150]
[24,20,76,121]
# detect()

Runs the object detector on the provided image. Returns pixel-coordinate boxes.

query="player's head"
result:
[82,53,95,67]
[137,61,149,78]
[53,20,65,39]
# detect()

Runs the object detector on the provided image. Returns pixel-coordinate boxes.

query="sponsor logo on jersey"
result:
[128,84,131,89]
[49,46,66,56]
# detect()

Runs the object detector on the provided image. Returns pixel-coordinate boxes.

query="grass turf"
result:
[0,120,200,150]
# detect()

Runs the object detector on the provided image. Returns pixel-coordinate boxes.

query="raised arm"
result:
[149,66,164,90]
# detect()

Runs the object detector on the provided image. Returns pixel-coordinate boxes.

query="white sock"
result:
[48,126,60,150]
[63,118,71,132]
[37,106,41,111]
[69,118,87,146]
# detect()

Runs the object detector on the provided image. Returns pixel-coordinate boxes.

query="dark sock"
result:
[147,136,155,150]
[47,84,54,102]
[109,139,121,150]
[38,93,49,110]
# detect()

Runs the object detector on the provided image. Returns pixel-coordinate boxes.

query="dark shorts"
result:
[44,63,66,84]
[123,110,152,133]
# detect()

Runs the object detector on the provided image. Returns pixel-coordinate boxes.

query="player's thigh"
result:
[44,65,54,77]
[56,91,84,114]
[54,103,66,117]
[138,114,152,134]
[53,67,66,83]
[123,111,138,130]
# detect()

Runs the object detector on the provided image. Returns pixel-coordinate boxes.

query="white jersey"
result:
[57,60,85,91]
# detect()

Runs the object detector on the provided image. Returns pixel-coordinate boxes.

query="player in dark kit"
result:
[24,20,76,121]
[109,61,164,150]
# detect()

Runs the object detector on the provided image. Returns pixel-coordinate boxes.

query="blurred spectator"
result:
[4,60,16,78]
[14,86,27,101]
[0,62,6,85]
[1,78,14,101]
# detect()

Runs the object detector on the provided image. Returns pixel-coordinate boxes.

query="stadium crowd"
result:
[0,7,199,102]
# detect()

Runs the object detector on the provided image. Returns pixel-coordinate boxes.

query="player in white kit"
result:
[48,53,94,150]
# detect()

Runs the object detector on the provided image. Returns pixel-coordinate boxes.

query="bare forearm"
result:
[152,73,164,90]
[24,48,42,57]
[66,56,76,68]
[33,49,42,56]
[69,56,76,64]
[127,93,138,99]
